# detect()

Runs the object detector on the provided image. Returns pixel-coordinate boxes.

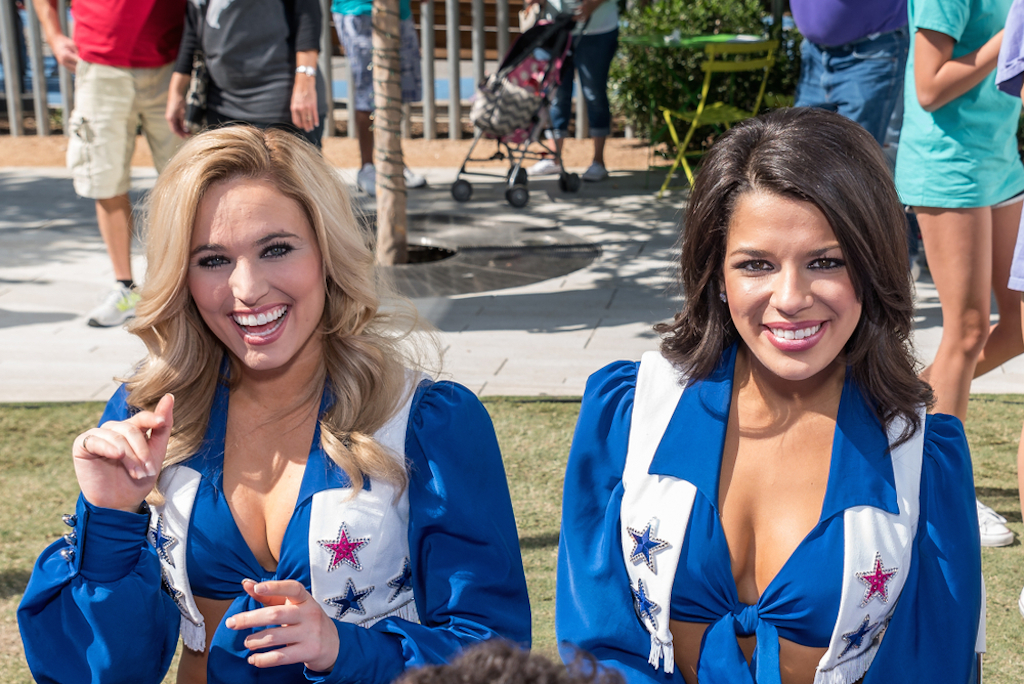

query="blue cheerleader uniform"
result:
[556,346,982,684]
[19,375,531,684]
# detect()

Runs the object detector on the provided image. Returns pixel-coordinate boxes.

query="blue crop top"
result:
[556,352,983,684]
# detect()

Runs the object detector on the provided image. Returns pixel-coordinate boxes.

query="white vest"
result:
[619,351,957,684]
[149,382,423,653]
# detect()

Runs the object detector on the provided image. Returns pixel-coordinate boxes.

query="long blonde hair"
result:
[127,125,432,495]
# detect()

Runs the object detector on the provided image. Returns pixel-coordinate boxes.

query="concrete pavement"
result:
[1,164,1022,402]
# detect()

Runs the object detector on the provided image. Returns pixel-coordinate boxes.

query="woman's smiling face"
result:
[188,177,325,374]
[722,191,862,384]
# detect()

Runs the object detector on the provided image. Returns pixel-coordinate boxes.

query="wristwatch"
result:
[295,65,316,77]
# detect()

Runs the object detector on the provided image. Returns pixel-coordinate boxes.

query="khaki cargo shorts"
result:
[67,60,181,199]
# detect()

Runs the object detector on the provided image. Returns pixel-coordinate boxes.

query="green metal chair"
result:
[657,39,778,197]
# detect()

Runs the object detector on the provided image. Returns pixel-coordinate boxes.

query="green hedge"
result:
[610,0,801,147]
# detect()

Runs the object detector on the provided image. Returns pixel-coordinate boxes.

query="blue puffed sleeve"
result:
[556,361,682,684]
[309,380,531,684]
[862,413,982,683]
[17,385,180,684]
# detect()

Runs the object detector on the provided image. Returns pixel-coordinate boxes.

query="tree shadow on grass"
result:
[0,568,32,601]
[519,532,559,549]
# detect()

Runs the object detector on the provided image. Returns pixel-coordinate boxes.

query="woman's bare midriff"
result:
[670,620,829,684]
[177,596,233,684]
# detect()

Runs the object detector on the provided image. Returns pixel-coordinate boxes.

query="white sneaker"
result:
[528,157,561,176]
[87,284,141,328]
[357,163,376,197]
[404,167,427,188]
[977,499,1014,547]
[1018,586,1024,619]
[582,162,609,182]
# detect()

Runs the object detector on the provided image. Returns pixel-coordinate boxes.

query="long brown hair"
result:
[657,107,933,444]
[127,126,434,496]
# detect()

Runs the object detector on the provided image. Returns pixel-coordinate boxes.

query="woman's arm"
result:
[915,27,1004,111]
[17,387,181,684]
[291,0,323,131]
[861,415,982,682]
[556,363,681,684]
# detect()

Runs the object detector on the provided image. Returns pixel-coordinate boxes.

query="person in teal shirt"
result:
[332,0,427,196]
[895,0,1024,550]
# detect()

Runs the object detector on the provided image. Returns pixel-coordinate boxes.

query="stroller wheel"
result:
[559,172,581,193]
[451,179,473,202]
[506,184,529,208]
[507,167,527,187]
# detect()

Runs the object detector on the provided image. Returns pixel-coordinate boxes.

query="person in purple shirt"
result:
[791,0,908,145]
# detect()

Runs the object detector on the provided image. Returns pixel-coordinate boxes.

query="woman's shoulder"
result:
[919,412,974,491]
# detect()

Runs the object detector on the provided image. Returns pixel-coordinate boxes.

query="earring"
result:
[719,292,727,303]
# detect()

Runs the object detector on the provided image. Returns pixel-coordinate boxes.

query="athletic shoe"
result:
[1019,586,1024,619]
[404,167,427,188]
[528,158,561,176]
[977,499,1014,547]
[582,162,609,182]
[87,284,141,328]
[357,163,376,197]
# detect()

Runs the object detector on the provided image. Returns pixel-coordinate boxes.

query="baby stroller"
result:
[452,12,579,208]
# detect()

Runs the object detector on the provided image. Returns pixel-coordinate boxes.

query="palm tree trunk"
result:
[372,0,408,264]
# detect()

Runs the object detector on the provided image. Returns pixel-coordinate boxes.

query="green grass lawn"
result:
[2,396,1023,682]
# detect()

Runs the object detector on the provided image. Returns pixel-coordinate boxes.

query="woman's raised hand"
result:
[72,394,175,513]
[227,578,341,674]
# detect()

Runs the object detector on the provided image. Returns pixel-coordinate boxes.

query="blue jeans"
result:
[549,27,618,138]
[794,28,908,145]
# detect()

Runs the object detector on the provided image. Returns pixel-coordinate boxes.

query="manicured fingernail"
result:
[254,583,267,594]
[226,617,236,629]
[146,463,157,477]
[248,656,256,665]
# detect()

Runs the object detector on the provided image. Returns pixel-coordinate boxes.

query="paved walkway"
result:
[1,165,1023,402]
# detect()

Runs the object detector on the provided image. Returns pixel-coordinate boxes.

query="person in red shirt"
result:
[33,0,185,327]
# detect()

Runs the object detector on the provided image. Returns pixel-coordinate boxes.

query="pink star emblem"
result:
[318,523,370,572]
[857,552,898,606]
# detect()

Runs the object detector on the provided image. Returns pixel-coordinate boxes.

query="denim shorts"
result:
[333,14,422,111]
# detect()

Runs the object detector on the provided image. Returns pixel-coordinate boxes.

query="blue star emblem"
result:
[160,568,187,614]
[631,578,659,629]
[325,579,374,619]
[148,516,178,568]
[387,558,414,603]
[627,521,669,573]
[840,615,875,657]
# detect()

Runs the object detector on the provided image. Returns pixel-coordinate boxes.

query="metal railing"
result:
[1,0,594,140]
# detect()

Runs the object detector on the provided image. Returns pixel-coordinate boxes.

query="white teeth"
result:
[770,324,821,340]
[233,306,286,328]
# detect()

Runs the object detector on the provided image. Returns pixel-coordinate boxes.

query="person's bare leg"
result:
[96,195,133,282]
[915,206,993,421]
[356,110,373,166]
[592,135,606,166]
[974,200,1024,376]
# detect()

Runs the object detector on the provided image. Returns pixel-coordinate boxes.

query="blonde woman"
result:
[18,126,530,684]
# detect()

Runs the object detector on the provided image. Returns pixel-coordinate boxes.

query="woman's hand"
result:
[166,72,192,138]
[227,579,341,673]
[291,51,320,132]
[73,393,174,513]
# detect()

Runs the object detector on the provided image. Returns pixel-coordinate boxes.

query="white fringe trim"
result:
[180,615,206,653]
[814,642,880,684]
[648,635,675,674]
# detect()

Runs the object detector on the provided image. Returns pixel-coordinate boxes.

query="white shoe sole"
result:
[1018,587,1024,619]
[980,529,1015,547]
